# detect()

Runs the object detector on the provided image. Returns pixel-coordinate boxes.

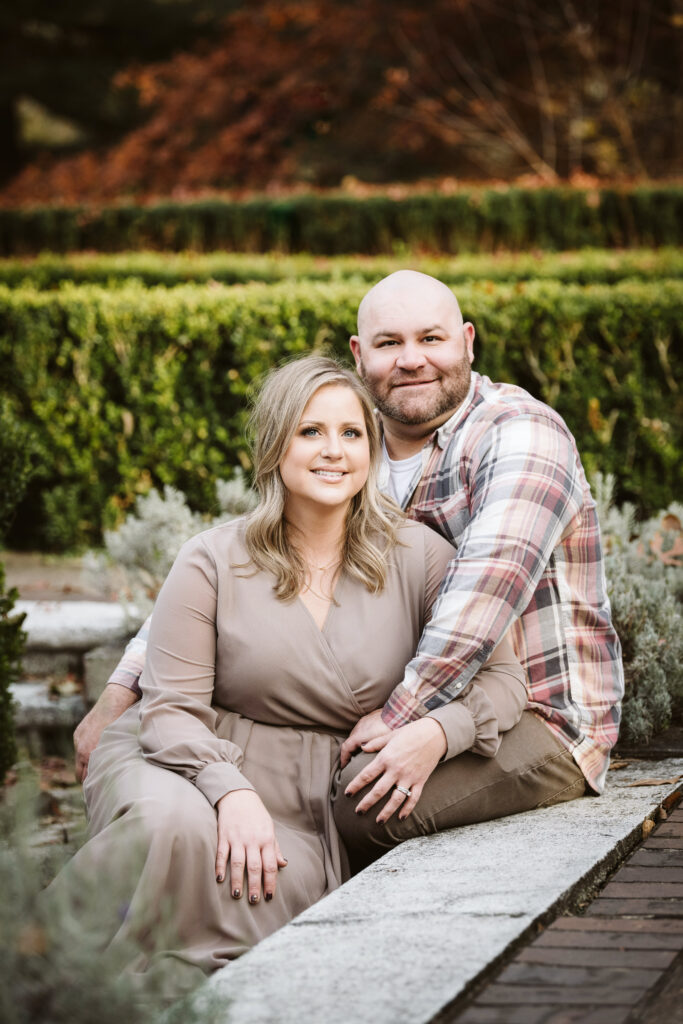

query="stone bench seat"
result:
[193,759,683,1024]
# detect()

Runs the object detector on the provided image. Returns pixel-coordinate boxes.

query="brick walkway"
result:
[449,802,683,1023]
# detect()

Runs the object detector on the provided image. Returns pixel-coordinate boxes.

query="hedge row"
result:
[3,248,682,290]
[2,187,683,256]
[1,278,681,550]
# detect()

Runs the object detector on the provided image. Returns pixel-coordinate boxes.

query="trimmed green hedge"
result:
[1,187,683,256]
[1,278,681,550]
[2,248,682,290]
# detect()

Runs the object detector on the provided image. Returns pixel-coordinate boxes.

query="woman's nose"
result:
[322,434,343,457]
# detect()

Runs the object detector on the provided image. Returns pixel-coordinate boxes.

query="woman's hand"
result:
[339,709,391,768]
[215,789,288,903]
[343,718,447,823]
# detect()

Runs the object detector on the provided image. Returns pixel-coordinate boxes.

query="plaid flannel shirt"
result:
[379,372,623,793]
[109,372,623,793]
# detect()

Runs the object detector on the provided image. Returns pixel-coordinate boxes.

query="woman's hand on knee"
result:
[215,789,287,903]
[344,718,447,823]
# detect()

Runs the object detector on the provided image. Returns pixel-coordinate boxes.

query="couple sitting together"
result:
[58,270,624,999]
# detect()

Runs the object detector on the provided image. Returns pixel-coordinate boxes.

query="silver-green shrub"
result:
[595,474,683,745]
[96,471,256,614]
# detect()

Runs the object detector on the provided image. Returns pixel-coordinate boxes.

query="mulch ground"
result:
[447,799,683,1024]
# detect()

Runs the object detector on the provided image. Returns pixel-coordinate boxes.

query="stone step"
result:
[16,599,141,653]
[11,680,86,732]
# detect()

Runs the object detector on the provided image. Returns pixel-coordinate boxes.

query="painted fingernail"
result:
[232,888,241,899]
[265,892,273,902]
[356,808,365,816]
[216,874,224,883]
[249,894,259,905]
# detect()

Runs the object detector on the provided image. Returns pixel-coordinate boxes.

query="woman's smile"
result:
[311,469,347,480]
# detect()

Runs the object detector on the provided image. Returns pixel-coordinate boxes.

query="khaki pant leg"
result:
[332,710,587,873]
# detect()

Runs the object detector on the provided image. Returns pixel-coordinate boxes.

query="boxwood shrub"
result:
[1,186,682,256]
[0,277,680,549]
[1,248,681,290]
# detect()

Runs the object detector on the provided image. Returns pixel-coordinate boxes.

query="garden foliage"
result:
[0,775,226,1024]
[1,277,680,550]
[99,472,256,612]
[0,402,34,783]
[595,475,683,746]
[2,247,682,290]
[1,186,682,256]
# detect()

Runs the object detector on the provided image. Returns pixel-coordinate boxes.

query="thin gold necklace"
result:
[302,580,335,603]
[301,559,341,603]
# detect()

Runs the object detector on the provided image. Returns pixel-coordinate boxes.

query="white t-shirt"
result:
[382,440,423,507]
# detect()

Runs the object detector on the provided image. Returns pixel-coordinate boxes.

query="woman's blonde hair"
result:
[243,354,403,600]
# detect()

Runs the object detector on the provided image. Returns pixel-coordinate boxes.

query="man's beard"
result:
[358,356,472,426]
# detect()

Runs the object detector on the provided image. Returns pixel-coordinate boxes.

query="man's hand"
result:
[343,717,447,822]
[339,709,391,768]
[215,789,288,903]
[73,684,138,782]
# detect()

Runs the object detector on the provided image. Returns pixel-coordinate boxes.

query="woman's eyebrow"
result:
[299,419,364,428]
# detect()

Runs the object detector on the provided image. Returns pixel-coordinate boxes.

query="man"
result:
[75,271,623,865]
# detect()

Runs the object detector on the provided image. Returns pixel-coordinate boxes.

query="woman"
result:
[48,356,525,1000]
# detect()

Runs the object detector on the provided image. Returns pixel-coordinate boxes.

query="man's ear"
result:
[349,335,362,373]
[463,322,475,364]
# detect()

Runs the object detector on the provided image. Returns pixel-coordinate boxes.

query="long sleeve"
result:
[137,533,255,806]
[106,615,151,696]
[384,410,583,728]
[419,522,528,761]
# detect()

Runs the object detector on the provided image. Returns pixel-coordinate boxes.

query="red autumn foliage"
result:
[2,0,679,206]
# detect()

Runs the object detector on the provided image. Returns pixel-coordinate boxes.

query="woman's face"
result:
[279,384,371,516]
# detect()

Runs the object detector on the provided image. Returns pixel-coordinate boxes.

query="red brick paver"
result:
[448,804,683,1024]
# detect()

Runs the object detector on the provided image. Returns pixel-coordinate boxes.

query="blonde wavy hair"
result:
[243,355,404,600]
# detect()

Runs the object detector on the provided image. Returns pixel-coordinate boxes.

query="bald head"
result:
[357,270,464,338]
[349,270,475,445]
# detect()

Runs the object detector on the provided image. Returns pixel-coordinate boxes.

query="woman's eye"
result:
[343,429,362,438]
[301,427,319,436]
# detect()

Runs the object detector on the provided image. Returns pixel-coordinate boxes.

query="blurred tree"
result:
[0,0,242,183]
[0,0,680,201]
[379,0,682,181]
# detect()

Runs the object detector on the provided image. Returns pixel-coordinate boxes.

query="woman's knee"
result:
[128,778,217,857]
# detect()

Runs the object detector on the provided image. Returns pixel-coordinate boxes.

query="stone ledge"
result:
[16,599,141,653]
[194,759,683,1024]
[11,681,86,730]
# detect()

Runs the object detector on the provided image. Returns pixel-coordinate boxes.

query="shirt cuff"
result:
[426,686,500,761]
[195,761,256,807]
[106,673,142,696]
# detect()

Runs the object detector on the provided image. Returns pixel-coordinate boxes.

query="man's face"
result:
[349,289,475,431]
